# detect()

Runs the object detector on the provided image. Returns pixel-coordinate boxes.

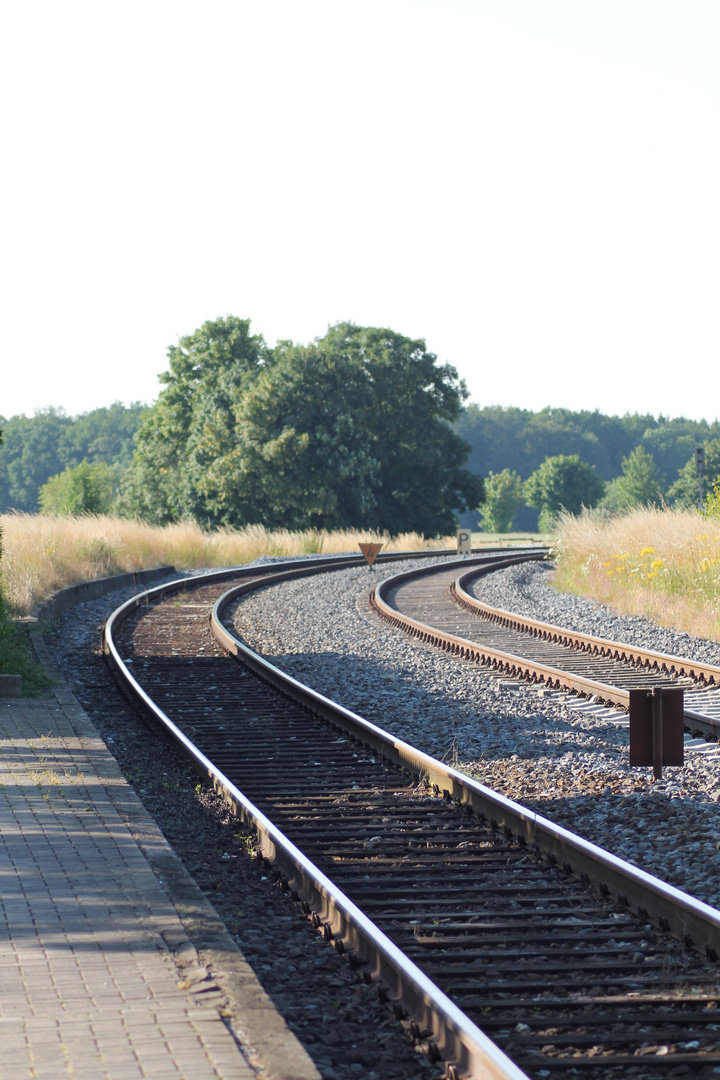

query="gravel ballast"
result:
[228,557,720,911]
[39,554,720,1077]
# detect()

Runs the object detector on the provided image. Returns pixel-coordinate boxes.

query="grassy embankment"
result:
[0,513,463,694]
[553,507,720,643]
[10,507,717,692]
[0,513,459,617]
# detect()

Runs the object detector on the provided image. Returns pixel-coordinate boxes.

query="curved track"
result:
[371,560,720,737]
[105,555,720,1080]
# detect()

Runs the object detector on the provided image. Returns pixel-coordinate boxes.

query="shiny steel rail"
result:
[371,560,720,734]
[209,573,720,962]
[104,553,720,1077]
[104,552,538,1080]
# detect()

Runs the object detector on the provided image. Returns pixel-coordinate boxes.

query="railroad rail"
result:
[105,554,720,1079]
[370,560,720,737]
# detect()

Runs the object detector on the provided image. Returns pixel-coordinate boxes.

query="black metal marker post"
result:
[629,686,684,781]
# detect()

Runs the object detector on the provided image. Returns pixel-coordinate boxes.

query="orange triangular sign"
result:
[359,542,383,567]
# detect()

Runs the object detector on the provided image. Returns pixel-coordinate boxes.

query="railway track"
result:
[371,560,720,738]
[104,554,720,1080]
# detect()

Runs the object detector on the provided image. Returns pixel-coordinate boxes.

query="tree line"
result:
[0,402,146,515]
[0,319,481,535]
[2,316,719,534]
[457,405,720,530]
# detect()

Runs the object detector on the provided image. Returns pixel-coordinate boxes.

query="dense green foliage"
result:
[524,454,605,531]
[0,402,146,512]
[121,318,482,536]
[1,338,718,534]
[601,446,665,512]
[705,481,720,520]
[479,469,523,532]
[670,439,720,507]
[118,318,270,523]
[455,406,720,529]
[456,405,720,487]
[39,460,120,515]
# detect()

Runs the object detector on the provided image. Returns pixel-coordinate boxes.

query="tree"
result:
[0,402,146,513]
[121,318,482,535]
[639,421,711,486]
[524,454,604,531]
[0,424,3,565]
[601,446,664,512]
[669,439,720,507]
[119,316,271,523]
[39,460,119,515]
[66,401,147,470]
[478,469,523,532]
[315,323,482,534]
[454,404,655,483]
[0,407,74,511]
[452,405,720,530]
[194,340,380,529]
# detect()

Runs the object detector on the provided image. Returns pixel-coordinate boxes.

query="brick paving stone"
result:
[0,699,263,1080]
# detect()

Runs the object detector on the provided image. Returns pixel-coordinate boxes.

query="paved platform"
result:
[0,687,320,1080]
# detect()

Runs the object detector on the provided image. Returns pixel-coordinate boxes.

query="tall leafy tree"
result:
[478,469,523,533]
[122,318,481,535]
[601,446,664,512]
[119,317,271,523]
[524,454,604,531]
[194,339,379,529]
[315,323,482,534]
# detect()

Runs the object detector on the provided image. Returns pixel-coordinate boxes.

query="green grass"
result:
[0,597,54,696]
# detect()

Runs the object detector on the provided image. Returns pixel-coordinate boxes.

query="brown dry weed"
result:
[552,507,720,642]
[0,513,455,616]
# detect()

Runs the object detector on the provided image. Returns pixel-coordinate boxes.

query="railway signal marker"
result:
[629,687,684,779]
[456,529,472,555]
[359,542,383,568]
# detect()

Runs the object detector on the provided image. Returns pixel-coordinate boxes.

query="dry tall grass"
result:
[553,507,720,641]
[0,513,454,616]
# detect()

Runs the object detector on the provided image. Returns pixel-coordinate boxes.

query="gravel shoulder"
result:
[229,558,720,911]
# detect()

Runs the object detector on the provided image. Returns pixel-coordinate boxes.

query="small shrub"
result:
[39,460,120,515]
[478,469,523,533]
[0,595,53,696]
[704,482,720,520]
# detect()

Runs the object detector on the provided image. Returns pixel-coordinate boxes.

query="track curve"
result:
[104,555,720,1079]
[371,561,720,736]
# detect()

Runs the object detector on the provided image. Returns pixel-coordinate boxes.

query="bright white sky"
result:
[1,0,718,422]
